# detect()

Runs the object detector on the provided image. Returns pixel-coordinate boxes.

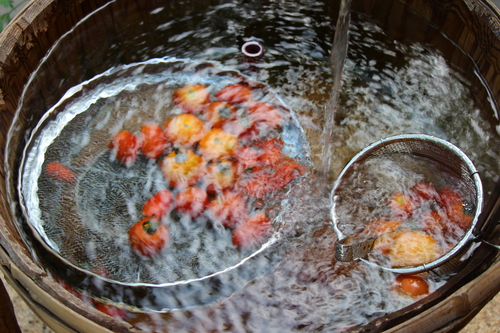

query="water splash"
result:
[7,0,500,330]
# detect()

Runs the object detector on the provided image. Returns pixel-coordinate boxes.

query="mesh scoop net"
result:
[18,58,310,310]
[331,134,483,275]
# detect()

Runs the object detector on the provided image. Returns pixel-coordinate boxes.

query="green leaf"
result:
[0,0,13,9]
[0,13,10,27]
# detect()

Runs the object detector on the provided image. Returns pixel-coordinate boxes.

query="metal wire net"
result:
[21,59,309,286]
[331,134,482,274]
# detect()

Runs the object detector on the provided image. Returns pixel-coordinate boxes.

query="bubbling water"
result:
[11,0,500,330]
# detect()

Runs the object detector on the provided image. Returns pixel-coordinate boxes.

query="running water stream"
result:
[320,0,351,180]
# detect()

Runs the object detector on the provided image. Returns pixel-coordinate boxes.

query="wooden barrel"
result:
[0,0,499,332]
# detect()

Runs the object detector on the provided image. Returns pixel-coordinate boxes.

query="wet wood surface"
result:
[0,277,22,333]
